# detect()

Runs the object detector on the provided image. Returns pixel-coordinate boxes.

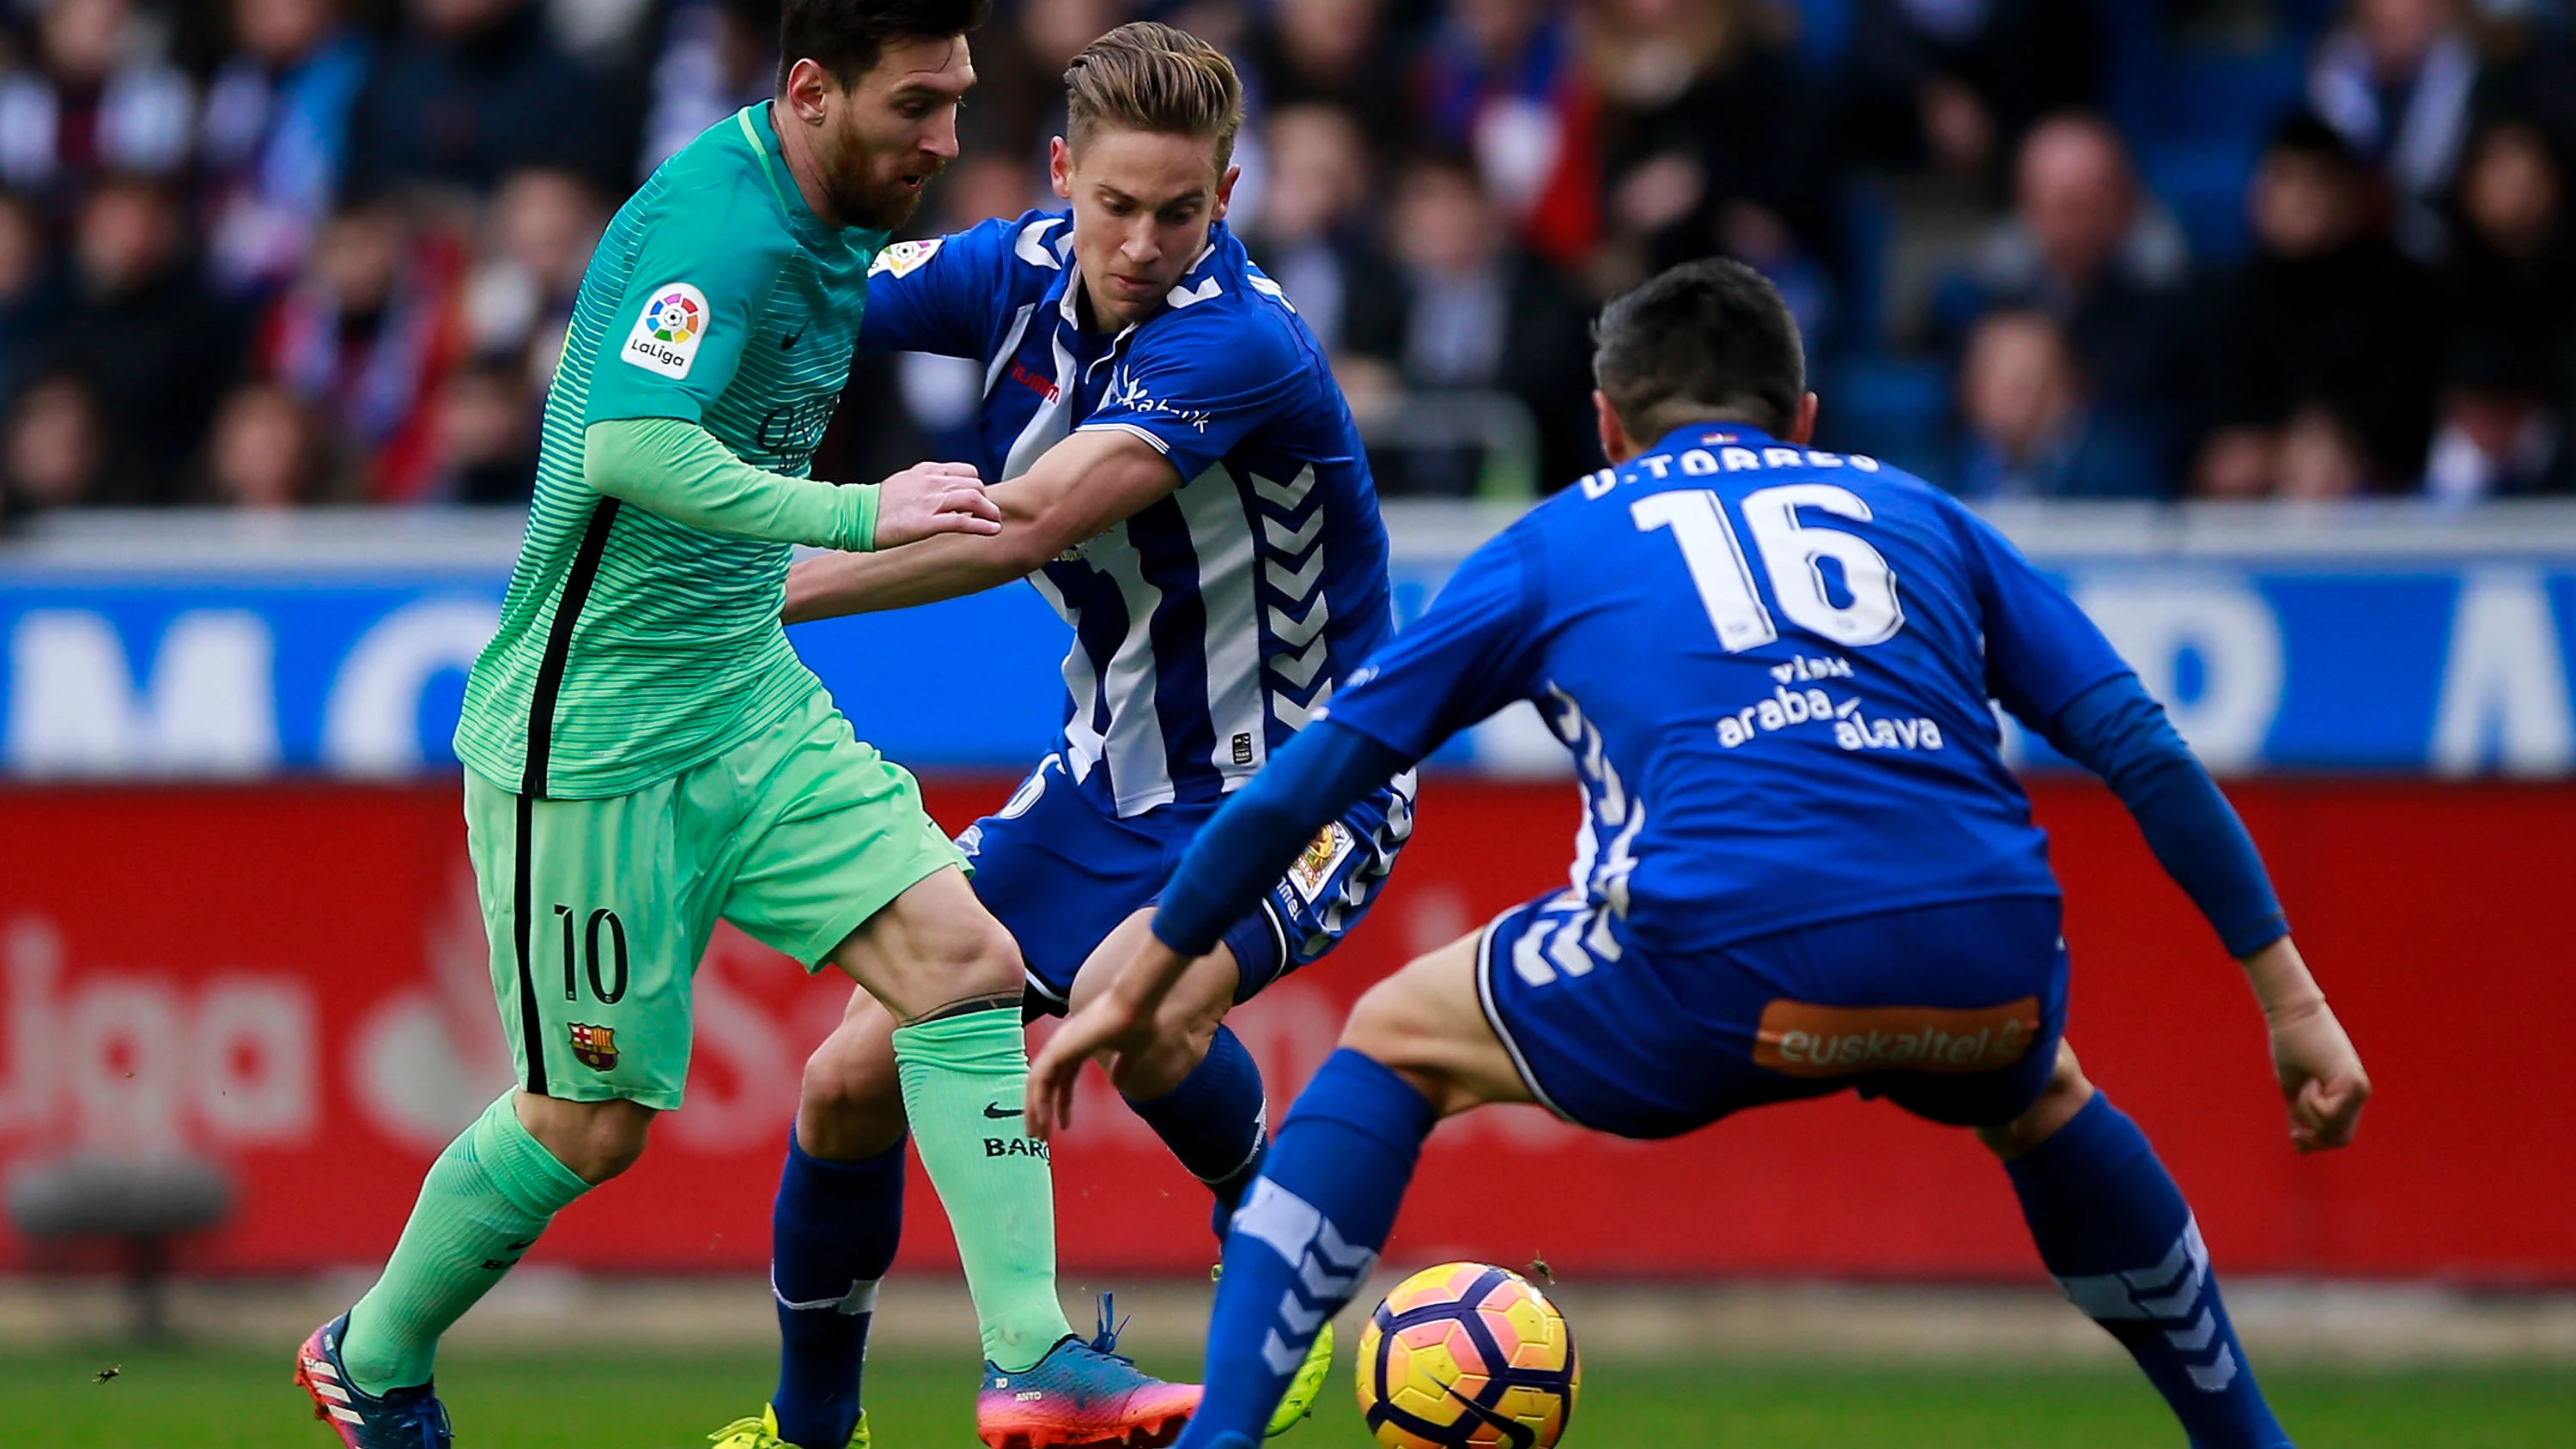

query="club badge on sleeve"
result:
[1287,822,1355,901]
[869,237,943,277]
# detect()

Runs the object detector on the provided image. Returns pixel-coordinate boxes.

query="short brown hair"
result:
[1064,21,1245,169]
[1594,258,1806,440]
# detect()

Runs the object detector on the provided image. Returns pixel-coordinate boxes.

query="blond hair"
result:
[1064,21,1245,169]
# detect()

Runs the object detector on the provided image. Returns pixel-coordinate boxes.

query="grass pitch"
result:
[5,1344,2570,1447]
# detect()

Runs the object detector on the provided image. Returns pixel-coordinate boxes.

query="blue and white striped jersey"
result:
[861,210,1395,816]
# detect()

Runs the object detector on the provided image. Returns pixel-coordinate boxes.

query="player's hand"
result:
[1026,995,1148,1141]
[872,461,1001,549]
[2239,937,2369,1153]
[1026,937,1194,1140]
[2267,995,2369,1153]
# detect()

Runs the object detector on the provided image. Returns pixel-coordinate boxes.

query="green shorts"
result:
[464,688,965,1110]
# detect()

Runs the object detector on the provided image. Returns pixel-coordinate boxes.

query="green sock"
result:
[891,1006,1076,1372]
[340,1093,590,1395]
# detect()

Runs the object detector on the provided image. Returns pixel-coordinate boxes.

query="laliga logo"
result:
[645,290,702,343]
[623,281,708,380]
[0,917,316,1152]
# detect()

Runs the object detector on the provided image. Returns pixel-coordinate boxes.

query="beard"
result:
[826,145,938,232]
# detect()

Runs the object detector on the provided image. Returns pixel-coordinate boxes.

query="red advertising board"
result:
[0,776,2568,1282]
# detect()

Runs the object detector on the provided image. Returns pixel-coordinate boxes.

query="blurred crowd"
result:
[0,0,2573,522]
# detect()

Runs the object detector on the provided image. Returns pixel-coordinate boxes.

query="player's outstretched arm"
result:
[2240,937,2370,1152]
[785,430,1182,622]
[1962,510,2372,1153]
[584,418,994,551]
[2038,676,2372,1152]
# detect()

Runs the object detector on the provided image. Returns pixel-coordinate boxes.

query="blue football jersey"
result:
[860,211,1394,816]
[1321,422,2136,960]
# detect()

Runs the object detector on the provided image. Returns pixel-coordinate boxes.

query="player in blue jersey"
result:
[713,24,1408,1449]
[1032,258,2374,1449]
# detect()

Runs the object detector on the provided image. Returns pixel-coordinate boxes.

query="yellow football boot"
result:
[1215,1258,1335,1438]
[707,1405,868,1449]
[1266,1319,1334,1437]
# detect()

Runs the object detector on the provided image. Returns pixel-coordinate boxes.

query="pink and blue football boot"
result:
[975,1297,1200,1448]
[294,1313,453,1449]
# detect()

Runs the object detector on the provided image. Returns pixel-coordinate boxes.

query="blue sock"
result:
[1122,1026,1271,1240]
[1174,1049,1436,1449]
[2008,1094,2291,1449]
[769,1128,905,1449]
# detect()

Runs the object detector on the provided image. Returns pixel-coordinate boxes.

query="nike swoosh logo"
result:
[781,329,805,349]
[1443,1382,1538,1449]
[983,1103,1024,1119]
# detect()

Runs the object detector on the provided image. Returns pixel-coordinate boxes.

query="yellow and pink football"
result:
[1354,1262,1580,1447]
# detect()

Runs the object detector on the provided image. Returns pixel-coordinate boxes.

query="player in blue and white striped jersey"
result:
[850,190,1397,819]
[730,24,1407,1449]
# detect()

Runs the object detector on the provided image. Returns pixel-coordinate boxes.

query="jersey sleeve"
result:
[1945,499,2136,731]
[584,169,793,427]
[2047,675,2289,956]
[1075,307,1307,482]
[1319,524,1546,761]
[857,214,1021,359]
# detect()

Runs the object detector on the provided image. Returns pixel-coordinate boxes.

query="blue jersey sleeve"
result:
[1947,500,2134,731]
[856,215,1018,359]
[1944,498,2291,957]
[1076,306,1307,481]
[2044,676,2290,957]
[1319,524,1546,759]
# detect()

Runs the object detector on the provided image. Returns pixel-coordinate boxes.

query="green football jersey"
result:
[454,106,886,799]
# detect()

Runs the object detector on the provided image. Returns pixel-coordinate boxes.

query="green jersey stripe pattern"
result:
[454,105,886,799]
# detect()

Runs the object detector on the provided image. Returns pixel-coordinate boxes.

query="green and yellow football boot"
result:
[1266,1319,1334,1437]
[707,1405,868,1449]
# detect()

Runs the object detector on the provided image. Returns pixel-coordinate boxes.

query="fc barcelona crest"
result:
[568,1022,619,1071]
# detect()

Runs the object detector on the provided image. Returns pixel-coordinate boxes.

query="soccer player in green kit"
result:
[291,4,1188,1446]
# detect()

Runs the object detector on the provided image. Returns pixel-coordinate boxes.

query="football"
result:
[1354,1262,1580,1448]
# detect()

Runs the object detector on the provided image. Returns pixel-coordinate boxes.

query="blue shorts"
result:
[959,753,1413,1016]
[1476,892,2069,1139]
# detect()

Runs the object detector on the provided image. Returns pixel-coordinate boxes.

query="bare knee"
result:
[1339,977,1412,1059]
[1340,979,1476,1117]
[927,916,1025,1004]
[1332,935,1532,1119]
[875,915,1021,1015]
[834,871,1025,1022]
[514,1092,654,1185]
[1976,1041,2096,1161]
[797,1014,908,1161]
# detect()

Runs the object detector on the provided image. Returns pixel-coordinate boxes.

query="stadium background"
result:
[3,0,2575,1444]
